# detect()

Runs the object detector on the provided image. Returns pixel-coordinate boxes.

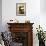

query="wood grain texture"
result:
[7,23,34,46]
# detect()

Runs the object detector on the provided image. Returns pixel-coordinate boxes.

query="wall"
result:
[2,0,40,30]
[2,0,46,46]
[40,0,46,31]
[0,0,2,32]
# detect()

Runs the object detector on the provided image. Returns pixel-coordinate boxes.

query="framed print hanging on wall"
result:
[16,3,26,16]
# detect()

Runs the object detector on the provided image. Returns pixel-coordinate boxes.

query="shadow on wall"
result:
[0,0,2,32]
[0,15,2,32]
[40,0,46,14]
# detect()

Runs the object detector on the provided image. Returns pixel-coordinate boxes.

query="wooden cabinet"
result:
[7,23,34,46]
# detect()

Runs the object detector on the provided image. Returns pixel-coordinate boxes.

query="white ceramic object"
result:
[8,19,19,23]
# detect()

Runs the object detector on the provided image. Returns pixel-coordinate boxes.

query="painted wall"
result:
[2,0,40,31]
[2,0,46,46]
[0,0,2,32]
[40,0,46,31]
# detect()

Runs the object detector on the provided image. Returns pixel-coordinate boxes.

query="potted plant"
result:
[36,25,45,46]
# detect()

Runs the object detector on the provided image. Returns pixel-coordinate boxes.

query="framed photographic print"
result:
[16,3,26,16]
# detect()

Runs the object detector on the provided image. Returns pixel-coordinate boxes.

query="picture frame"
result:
[16,3,26,16]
